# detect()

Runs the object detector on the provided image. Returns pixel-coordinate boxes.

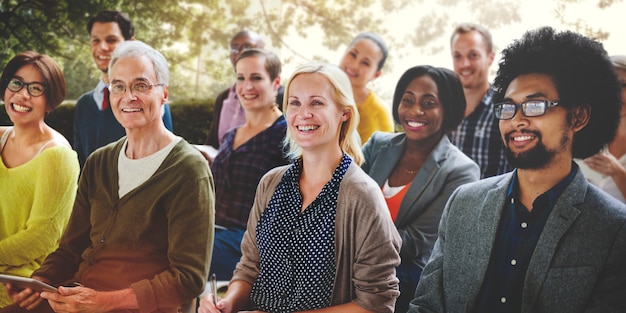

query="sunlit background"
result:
[240,0,626,103]
[0,0,623,103]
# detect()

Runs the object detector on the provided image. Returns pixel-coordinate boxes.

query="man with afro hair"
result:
[408,26,626,313]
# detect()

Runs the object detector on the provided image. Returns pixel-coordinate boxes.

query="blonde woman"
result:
[199,62,401,313]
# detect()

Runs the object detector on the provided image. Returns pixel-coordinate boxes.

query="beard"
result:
[504,130,570,170]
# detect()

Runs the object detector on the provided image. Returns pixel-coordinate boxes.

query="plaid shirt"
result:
[474,165,578,313]
[212,116,289,229]
[448,87,512,178]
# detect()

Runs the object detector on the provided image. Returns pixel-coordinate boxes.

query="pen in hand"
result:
[211,273,218,304]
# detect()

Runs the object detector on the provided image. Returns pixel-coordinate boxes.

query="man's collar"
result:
[507,162,579,207]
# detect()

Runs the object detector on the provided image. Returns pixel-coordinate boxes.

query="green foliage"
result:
[552,0,622,41]
[169,98,214,145]
[0,104,9,126]
[45,101,76,141]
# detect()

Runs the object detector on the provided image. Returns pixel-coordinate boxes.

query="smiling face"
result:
[229,34,263,68]
[108,55,168,132]
[90,21,127,75]
[499,73,579,169]
[398,75,444,145]
[285,73,349,154]
[451,30,494,90]
[3,64,48,126]
[339,38,383,89]
[235,55,280,111]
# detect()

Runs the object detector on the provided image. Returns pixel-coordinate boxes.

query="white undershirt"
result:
[117,136,182,197]
[382,179,407,198]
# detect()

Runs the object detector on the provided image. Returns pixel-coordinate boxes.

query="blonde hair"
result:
[282,62,364,165]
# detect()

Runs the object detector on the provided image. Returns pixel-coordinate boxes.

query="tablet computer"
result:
[0,274,58,293]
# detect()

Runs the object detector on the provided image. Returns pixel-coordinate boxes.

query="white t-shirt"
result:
[117,136,182,197]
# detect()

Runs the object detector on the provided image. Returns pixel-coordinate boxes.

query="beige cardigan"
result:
[233,162,401,313]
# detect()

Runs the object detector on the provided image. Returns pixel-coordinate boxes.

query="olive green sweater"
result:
[34,138,215,313]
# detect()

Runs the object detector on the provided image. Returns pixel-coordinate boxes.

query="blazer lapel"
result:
[463,174,513,311]
[395,136,449,224]
[367,135,405,187]
[520,170,586,313]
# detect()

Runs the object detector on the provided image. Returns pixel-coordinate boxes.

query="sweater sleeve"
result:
[0,148,79,273]
[32,149,94,284]
[339,166,401,313]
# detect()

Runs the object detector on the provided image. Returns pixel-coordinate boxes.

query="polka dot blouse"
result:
[249,154,352,312]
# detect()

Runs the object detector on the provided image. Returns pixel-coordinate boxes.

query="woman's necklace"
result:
[403,167,418,175]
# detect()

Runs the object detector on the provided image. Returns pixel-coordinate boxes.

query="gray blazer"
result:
[362,132,480,268]
[409,169,626,313]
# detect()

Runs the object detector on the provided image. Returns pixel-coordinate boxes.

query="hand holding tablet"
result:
[0,274,58,293]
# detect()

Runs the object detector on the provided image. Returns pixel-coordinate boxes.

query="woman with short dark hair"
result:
[0,51,79,308]
[362,65,480,312]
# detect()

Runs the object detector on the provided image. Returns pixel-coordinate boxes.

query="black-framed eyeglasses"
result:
[494,100,560,120]
[229,44,254,55]
[108,81,164,95]
[6,78,46,97]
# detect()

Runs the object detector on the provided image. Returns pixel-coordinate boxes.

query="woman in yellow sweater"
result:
[0,51,79,308]
[339,32,394,144]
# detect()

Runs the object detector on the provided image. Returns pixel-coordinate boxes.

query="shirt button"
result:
[501,297,507,303]
[521,222,528,228]
[511,259,517,266]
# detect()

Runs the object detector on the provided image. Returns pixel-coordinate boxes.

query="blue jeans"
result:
[209,227,246,281]
[396,261,422,313]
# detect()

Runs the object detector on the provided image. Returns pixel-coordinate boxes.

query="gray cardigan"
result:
[233,162,401,313]
[410,169,626,313]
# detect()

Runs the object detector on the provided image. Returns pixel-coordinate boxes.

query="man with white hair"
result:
[3,41,214,313]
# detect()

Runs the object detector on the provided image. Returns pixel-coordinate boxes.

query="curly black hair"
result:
[493,26,621,159]
[392,65,466,133]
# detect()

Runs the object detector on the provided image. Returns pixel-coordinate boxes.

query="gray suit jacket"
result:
[362,132,480,268]
[409,169,626,313]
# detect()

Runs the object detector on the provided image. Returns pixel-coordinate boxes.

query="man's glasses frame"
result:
[6,78,46,97]
[494,100,560,120]
[108,81,165,95]
[229,44,254,55]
